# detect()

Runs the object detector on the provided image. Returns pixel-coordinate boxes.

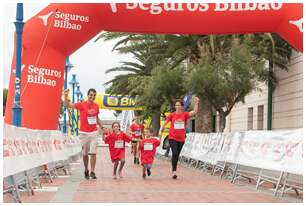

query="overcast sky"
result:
[2,3,135,120]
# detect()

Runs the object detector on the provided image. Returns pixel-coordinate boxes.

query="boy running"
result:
[138,128,161,179]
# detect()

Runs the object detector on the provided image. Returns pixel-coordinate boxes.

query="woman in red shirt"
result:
[103,122,132,179]
[159,97,199,179]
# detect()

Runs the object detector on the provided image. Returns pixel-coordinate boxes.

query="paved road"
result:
[12,147,301,203]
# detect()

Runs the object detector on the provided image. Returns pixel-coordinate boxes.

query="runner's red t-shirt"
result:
[139,137,160,165]
[166,112,190,142]
[130,123,144,139]
[104,132,132,162]
[74,101,99,132]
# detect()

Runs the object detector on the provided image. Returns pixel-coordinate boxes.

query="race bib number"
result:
[135,130,142,136]
[144,143,153,151]
[114,140,124,149]
[174,121,185,129]
[87,116,97,125]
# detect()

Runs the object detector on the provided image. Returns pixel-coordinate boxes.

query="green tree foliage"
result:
[187,41,265,132]
[97,31,292,133]
[137,66,187,134]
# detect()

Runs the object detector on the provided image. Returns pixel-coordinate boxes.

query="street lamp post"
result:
[75,85,82,102]
[80,93,84,101]
[12,3,24,127]
[75,85,82,136]
[63,57,73,134]
[69,74,79,136]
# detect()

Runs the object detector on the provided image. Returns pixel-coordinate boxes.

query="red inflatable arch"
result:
[5,3,303,130]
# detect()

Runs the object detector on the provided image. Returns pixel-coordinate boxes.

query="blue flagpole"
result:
[69,74,78,135]
[12,3,24,127]
[10,4,24,202]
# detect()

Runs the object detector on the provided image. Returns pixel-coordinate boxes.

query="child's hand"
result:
[103,127,112,135]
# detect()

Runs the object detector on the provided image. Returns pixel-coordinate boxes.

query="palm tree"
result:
[97,31,293,133]
[104,49,158,96]
[97,33,217,133]
[102,43,166,135]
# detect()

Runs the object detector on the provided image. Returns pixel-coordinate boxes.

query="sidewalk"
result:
[9,147,302,203]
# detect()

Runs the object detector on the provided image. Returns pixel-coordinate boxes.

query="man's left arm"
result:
[96,117,104,130]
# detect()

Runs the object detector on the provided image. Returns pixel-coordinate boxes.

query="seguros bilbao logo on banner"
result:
[108,4,302,33]
[109,3,283,15]
[25,64,62,87]
[38,11,89,30]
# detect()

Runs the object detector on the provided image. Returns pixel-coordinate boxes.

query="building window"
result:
[257,105,264,130]
[247,107,253,130]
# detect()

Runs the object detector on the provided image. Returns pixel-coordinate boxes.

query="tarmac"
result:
[4,146,303,203]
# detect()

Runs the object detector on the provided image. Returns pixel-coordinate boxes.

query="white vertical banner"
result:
[120,110,135,133]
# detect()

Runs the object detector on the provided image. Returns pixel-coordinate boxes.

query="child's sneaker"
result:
[90,171,97,179]
[147,168,151,176]
[118,170,123,178]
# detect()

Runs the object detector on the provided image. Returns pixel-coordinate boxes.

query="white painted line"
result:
[97,144,108,147]
[57,175,71,178]
[70,162,81,165]
[34,186,59,192]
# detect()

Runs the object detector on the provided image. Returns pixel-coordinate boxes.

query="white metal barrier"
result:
[156,129,303,197]
[3,124,82,202]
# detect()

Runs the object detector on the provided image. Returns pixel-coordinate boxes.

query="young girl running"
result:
[139,128,161,179]
[103,122,132,179]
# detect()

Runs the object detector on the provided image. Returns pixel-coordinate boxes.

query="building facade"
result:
[223,51,302,132]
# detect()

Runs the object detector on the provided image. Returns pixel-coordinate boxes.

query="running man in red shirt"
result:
[103,122,132,179]
[139,128,161,179]
[64,88,103,180]
[159,97,199,179]
[129,116,144,164]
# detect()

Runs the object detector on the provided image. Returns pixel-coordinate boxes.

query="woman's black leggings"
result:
[169,139,185,172]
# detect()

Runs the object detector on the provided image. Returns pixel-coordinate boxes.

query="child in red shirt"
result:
[138,128,161,179]
[129,116,144,164]
[103,122,132,179]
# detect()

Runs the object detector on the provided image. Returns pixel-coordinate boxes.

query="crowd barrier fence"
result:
[3,124,82,202]
[156,129,303,197]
